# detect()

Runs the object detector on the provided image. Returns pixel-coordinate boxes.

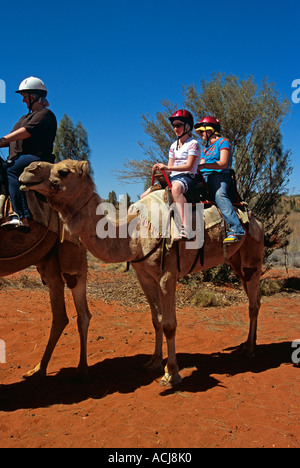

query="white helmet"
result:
[15,76,47,97]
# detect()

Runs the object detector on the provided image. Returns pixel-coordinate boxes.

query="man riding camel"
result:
[0,76,57,231]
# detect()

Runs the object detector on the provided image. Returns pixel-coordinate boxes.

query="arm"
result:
[198,148,230,171]
[0,127,32,148]
[153,154,197,173]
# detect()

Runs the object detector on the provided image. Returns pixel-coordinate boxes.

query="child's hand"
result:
[153,163,168,171]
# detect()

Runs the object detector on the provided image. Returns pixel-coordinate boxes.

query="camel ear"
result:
[69,161,90,175]
[77,161,89,175]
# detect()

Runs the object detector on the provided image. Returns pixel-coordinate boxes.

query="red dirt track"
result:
[0,265,299,448]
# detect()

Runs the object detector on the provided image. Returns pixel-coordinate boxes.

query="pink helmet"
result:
[194,116,221,134]
[169,109,194,129]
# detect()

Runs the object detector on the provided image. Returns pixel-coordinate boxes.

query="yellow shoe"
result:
[223,233,239,244]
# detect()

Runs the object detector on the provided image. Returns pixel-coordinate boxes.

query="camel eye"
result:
[58,169,70,179]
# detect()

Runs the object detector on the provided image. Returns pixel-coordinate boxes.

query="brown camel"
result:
[0,209,91,380]
[20,159,264,387]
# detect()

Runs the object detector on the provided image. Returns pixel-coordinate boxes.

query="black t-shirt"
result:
[8,108,57,161]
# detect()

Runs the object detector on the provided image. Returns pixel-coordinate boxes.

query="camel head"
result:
[20,159,93,204]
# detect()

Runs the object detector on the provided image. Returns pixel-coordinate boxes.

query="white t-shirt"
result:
[169,137,200,177]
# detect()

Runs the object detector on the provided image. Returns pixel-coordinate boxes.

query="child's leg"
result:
[140,187,151,199]
[207,172,245,236]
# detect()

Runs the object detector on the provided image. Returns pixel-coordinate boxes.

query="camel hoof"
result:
[23,363,46,380]
[73,369,90,383]
[160,372,182,388]
[238,343,255,358]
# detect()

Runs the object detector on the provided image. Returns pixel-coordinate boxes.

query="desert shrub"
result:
[260,278,282,296]
[192,289,221,307]
[201,264,240,285]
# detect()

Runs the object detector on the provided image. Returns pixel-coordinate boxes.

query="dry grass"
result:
[0,271,43,290]
[287,211,300,253]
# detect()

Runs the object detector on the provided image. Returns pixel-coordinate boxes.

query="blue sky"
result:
[0,0,300,199]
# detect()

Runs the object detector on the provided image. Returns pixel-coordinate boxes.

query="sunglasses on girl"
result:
[172,122,184,129]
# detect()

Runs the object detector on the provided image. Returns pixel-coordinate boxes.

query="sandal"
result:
[174,226,194,241]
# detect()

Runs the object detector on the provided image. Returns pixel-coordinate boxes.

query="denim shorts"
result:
[170,173,197,194]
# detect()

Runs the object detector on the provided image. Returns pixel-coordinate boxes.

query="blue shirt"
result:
[201,137,231,173]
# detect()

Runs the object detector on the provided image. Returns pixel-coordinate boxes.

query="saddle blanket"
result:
[129,189,250,243]
[0,191,80,245]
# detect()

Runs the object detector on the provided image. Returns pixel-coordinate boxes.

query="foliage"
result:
[116,73,293,253]
[107,190,118,207]
[192,288,222,307]
[53,114,93,175]
[260,278,282,296]
[107,191,132,209]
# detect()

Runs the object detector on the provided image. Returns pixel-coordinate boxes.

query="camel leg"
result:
[68,277,92,379]
[134,267,164,372]
[241,272,261,356]
[158,271,182,386]
[135,266,181,386]
[59,242,91,379]
[23,249,69,379]
[227,233,263,357]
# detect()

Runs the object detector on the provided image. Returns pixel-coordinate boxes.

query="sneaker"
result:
[1,216,20,230]
[223,233,244,244]
[1,216,30,233]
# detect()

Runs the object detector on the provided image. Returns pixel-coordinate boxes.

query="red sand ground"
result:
[0,266,299,448]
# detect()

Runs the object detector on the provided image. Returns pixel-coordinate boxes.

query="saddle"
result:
[129,171,250,273]
[0,158,8,219]
[151,169,244,206]
[0,157,80,245]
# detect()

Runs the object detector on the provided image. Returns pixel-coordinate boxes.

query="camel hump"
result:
[248,215,264,242]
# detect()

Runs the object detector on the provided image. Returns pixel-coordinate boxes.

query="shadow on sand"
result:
[0,341,296,411]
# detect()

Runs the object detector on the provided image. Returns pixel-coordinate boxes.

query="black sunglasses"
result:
[172,123,184,129]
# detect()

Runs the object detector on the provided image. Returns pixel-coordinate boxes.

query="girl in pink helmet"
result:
[153,109,200,240]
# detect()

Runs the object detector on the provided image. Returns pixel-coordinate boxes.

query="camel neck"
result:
[60,192,143,263]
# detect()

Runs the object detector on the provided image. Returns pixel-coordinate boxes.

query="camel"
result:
[0,208,91,381]
[20,159,265,387]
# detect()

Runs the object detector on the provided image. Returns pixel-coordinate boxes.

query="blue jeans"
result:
[6,154,41,218]
[202,171,245,236]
